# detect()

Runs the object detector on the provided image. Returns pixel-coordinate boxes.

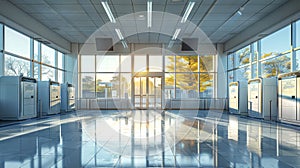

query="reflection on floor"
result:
[0,110,300,167]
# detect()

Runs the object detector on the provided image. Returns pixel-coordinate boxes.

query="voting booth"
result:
[278,72,300,124]
[248,78,277,120]
[38,80,61,115]
[0,75,37,120]
[61,82,76,112]
[229,81,248,115]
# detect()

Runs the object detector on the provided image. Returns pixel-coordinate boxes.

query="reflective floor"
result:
[0,110,300,167]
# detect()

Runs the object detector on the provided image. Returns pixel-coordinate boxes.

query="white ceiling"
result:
[7,0,289,44]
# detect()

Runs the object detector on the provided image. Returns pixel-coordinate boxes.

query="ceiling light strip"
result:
[115,29,124,40]
[181,1,195,23]
[121,40,128,48]
[101,1,116,23]
[172,29,181,40]
[147,0,152,28]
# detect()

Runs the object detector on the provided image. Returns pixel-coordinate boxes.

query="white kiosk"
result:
[61,82,76,112]
[38,80,61,115]
[0,75,37,120]
[248,78,277,120]
[229,81,248,115]
[278,72,300,124]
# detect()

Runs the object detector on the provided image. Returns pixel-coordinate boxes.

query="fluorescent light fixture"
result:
[181,1,195,23]
[121,40,128,48]
[172,28,181,40]
[147,0,152,28]
[101,1,116,23]
[115,28,124,40]
[168,40,175,48]
[237,6,244,16]
[237,10,242,15]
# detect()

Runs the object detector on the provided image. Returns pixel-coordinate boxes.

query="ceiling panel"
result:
[6,0,290,44]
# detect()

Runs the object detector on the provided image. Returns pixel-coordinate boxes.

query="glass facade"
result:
[1,25,65,82]
[228,20,300,83]
[79,54,216,99]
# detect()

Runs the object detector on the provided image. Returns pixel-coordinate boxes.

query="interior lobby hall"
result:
[0,0,300,167]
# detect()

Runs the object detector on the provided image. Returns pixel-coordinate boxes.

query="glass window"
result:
[34,40,39,61]
[252,63,257,78]
[4,26,30,58]
[200,55,214,72]
[296,20,300,48]
[81,73,95,98]
[227,71,234,85]
[121,55,131,72]
[81,55,95,72]
[58,70,64,83]
[34,63,40,79]
[165,56,175,72]
[41,44,55,66]
[5,54,30,76]
[262,54,291,78]
[58,52,63,69]
[165,73,175,99]
[120,73,131,98]
[227,53,234,70]
[261,25,291,59]
[296,50,300,70]
[41,65,55,81]
[235,45,250,66]
[252,42,258,62]
[176,73,199,99]
[149,55,162,72]
[134,55,146,72]
[176,56,198,72]
[200,73,213,98]
[96,73,119,98]
[0,24,3,51]
[235,66,250,83]
[96,55,119,72]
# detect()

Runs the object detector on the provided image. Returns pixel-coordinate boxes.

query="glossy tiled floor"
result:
[0,110,300,167]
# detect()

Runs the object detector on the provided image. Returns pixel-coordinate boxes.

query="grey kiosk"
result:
[61,82,76,112]
[38,80,61,115]
[229,81,248,115]
[248,78,277,120]
[278,72,300,124]
[0,75,37,120]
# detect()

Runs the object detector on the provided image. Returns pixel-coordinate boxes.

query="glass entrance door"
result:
[134,76,162,109]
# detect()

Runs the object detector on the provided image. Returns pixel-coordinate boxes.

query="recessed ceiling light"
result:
[138,15,144,18]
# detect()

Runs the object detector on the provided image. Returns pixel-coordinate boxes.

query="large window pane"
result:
[96,55,119,72]
[235,45,250,66]
[296,20,300,48]
[176,73,198,99]
[252,63,257,78]
[262,54,291,78]
[96,73,119,98]
[4,26,30,58]
[149,55,162,72]
[120,73,131,98]
[34,40,39,61]
[235,66,250,83]
[165,56,175,72]
[261,25,291,59]
[41,44,55,66]
[228,71,234,86]
[34,63,40,79]
[41,65,55,81]
[200,73,213,98]
[121,55,131,72]
[134,55,146,72]
[228,53,234,70]
[165,73,175,99]
[176,56,198,72]
[200,55,214,72]
[81,73,95,98]
[58,52,63,69]
[296,50,300,70]
[81,55,95,72]
[58,70,64,83]
[253,42,258,61]
[5,54,30,76]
